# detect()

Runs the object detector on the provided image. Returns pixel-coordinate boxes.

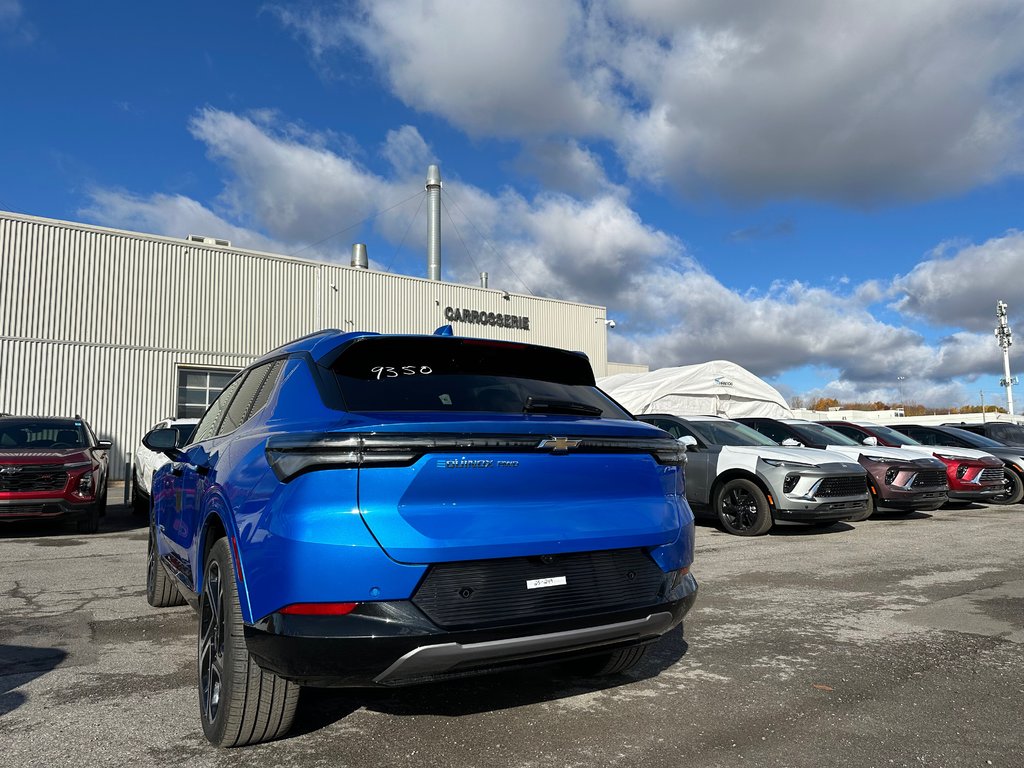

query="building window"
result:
[176,366,241,419]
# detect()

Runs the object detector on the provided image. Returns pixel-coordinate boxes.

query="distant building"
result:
[1,210,616,479]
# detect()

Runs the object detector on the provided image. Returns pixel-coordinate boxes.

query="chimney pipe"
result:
[480,271,488,288]
[426,164,442,281]
[351,243,368,269]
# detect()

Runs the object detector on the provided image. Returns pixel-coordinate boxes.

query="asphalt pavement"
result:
[1,499,1021,768]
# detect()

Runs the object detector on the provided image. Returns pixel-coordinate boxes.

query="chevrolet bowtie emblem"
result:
[538,437,581,454]
[0,466,23,474]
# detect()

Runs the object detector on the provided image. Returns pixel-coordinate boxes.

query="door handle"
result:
[170,463,183,477]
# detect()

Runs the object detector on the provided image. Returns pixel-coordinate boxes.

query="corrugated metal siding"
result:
[0,339,253,479]
[607,362,649,376]
[1,211,610,480]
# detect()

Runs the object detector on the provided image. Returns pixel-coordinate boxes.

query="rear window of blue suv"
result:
[331,336,628,416]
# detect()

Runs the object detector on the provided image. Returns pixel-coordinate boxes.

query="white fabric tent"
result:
[598,360,793,419]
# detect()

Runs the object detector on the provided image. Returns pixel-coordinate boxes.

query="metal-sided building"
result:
[1,209,616,480]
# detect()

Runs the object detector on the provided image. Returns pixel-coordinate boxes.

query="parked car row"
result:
[629,412,1019,538]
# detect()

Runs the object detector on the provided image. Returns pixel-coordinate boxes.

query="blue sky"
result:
[4,1,1024,410]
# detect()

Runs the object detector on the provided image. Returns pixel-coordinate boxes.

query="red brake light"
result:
[278,602,358,616]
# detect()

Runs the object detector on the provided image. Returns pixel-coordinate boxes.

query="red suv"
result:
[0,416,112,532]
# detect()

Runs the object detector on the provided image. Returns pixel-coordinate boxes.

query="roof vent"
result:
[351,243,369,269]
[186,234,231,247]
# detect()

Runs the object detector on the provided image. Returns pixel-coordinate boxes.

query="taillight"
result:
[265,433,435,481]
[265,433,689,480]
[651,443,688,467]
[278,602,358,616]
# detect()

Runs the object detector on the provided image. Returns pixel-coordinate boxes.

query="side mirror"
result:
[97,439,113,451]
[143,428,184,460]
[781,438,802,447]
[862,436,878,446]
[677,435,698,451]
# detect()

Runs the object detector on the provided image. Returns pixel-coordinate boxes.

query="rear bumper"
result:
[0,498,96,522]
[244,574,697,687]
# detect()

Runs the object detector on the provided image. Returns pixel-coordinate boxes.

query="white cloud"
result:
[381,126,436,176]
[514,140,621,199]
[81,107,1018,407]
[893,231,1024,330]
[79,189,287,254]
[277,0,1024,204]
[0,0,34,44]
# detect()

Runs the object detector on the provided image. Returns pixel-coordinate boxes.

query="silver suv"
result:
[638,414,869,535]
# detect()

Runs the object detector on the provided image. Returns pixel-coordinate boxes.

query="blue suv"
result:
[143,330,697,747]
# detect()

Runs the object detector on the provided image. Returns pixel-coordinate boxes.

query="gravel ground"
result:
[1,499,1021,768]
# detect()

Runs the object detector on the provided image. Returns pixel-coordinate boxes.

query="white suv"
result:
[132,418,198,514]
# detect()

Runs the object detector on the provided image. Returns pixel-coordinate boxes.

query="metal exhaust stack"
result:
[426,164,442,281]
[351,243,368,269]
[480,271,488,288]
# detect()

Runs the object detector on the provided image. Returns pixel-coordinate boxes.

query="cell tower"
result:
[995,301,1017,415]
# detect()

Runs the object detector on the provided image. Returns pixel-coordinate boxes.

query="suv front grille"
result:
[911,470,947,488]
[0,466,69,492]
[814,475,867,498]
[411,548,664,630]
[980,468,1004,483]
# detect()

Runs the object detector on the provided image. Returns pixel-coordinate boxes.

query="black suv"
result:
[943,421,1024,448]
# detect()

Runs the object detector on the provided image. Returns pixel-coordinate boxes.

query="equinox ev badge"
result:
[438,459,494,469]
[538,437,581,454]
[436,459,521,469]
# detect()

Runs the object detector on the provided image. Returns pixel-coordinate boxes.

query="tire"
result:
[75,503,101,534]
[846,491,875,523]
[563,645,648,676]
[199,537,299,747]
[991,469,1024,505]
[132,474,149,517]
[147,524,186,607]
[97,484,108,518]
[715,478,773,536]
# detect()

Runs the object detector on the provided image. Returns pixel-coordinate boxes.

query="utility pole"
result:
[981,389,985,422]
[995,301,1017,415]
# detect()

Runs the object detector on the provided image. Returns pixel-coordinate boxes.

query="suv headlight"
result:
[762,458,815,468]
[863,455,902,463]
[73,471,95,498]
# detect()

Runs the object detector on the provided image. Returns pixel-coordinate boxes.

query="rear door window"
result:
[219,360,284,435]
[192,375,244,443]
[331,337,628,418]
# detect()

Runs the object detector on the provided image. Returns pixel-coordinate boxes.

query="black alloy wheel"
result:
[715,478,773,536]
[992,468,1024,505]
[199,556,226,730]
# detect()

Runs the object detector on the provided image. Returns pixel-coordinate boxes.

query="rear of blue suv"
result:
[144,330,697,747]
